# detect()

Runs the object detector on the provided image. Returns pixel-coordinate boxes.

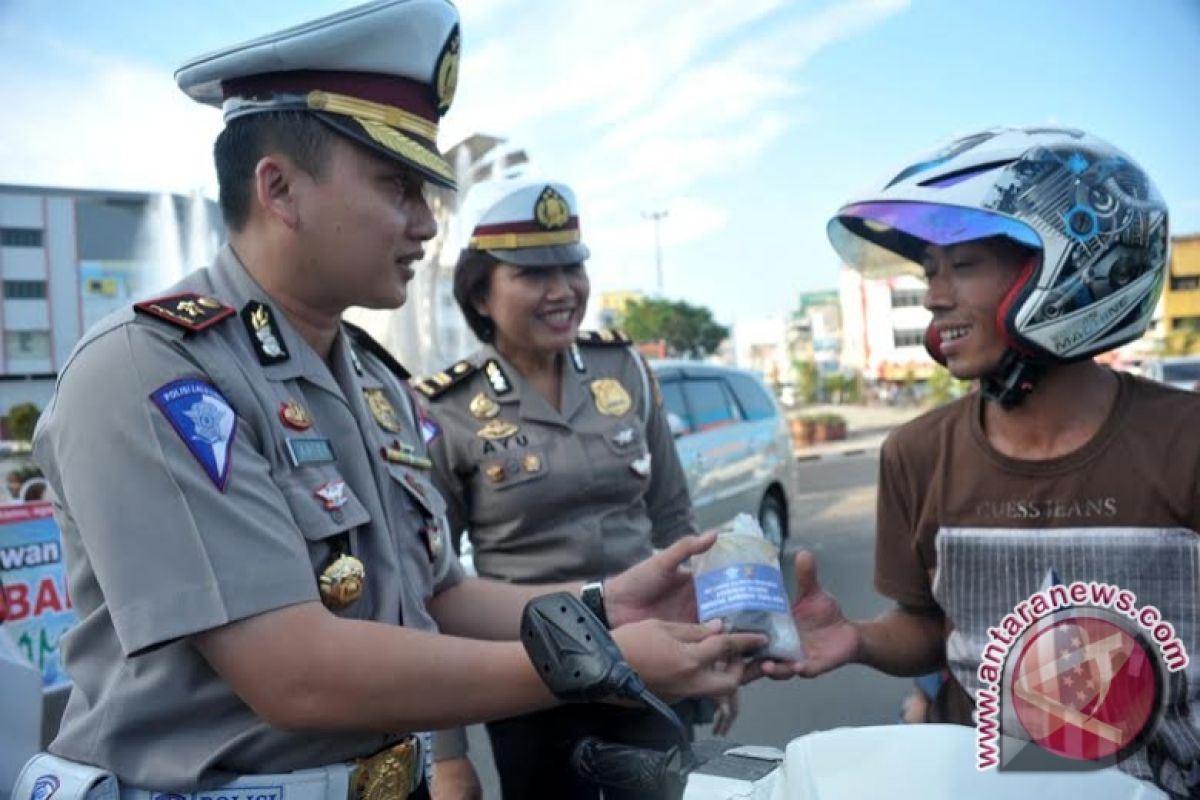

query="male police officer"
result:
[19,2,761,798]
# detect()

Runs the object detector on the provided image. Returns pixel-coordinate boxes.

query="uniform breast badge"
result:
[477,419,519,440]
[242,301,290,365]
[364,388,404,432]
[469,392,500,419]
[522,454,542,473]
[319,553,365,609]
[630,452,652,478]
[611,427,636,446]
[590,379,632,416]
[422,523,443,562]
[485,463,506,483]
[315,479,350,510]
[279,400,313,431]
[381,439,433,470]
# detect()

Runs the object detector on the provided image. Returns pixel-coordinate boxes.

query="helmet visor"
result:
[828,201,1042,276]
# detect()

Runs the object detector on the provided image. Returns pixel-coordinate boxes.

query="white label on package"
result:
[695,562,789,620]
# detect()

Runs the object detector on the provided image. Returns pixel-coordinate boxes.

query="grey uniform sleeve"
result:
[34,325,319,656]
[421,400,470,551]
[636,352,697,546]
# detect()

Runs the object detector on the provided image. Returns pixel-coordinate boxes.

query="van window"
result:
[726,373,777,421]
[682,378,741,432]
[659,379,691,434]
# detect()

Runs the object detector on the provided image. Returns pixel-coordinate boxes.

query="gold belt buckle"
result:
[351,738,418,800]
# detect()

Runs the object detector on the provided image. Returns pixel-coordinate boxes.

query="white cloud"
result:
[0,38,221,195]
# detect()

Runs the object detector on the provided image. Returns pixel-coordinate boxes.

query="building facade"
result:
[0,185,220,424]
[838,267,935,383]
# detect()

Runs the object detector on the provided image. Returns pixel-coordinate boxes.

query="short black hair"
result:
[453,249,501,342]
[214,112,337,232]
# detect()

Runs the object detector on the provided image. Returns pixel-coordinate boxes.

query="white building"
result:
[731,318,790,385]
[0,185,220,427]
[839,267,936,382]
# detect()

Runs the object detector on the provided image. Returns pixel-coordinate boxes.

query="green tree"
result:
[6,402,41,442]
[617,298,729,359]
[927,367,973,406]
[793,359,819,405]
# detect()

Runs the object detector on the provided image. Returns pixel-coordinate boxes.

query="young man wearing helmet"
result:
[765,127,1200,795]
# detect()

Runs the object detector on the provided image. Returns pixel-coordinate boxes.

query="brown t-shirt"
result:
[875,372,1200,730]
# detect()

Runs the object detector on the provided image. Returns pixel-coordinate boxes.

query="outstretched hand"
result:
[604,533,718,627]
[614,618,766,701]
[759,550,861,680]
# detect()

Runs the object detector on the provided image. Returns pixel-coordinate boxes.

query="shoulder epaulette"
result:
[343,321,411,380]
[133,293,234,333]
[414,360,476,400]
[576,329,632,347]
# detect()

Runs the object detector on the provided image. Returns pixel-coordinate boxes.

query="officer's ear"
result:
[252,154,302,229]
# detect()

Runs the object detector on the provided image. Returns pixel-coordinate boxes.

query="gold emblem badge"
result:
[353,739,418,800]
[364,388,403,432]
[433,25,460,116]
[319,554,365,609]
[250,304,285,358]
[279,400,312,431]
[485,463,506,483]
[590,379,632,416]
[469,392,500,419]
[477,419,520,440]
[523,454,542,473]
[534,186,571,230]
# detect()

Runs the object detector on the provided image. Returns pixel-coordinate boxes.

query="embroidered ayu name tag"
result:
[285,437,336,467]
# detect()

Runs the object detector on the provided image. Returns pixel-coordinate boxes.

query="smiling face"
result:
[922,238,1034,380]
[291,137,437,312]
[476,262,590,359]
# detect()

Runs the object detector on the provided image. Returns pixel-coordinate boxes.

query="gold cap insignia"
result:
[279,400,312,431]
[590,379,632,417]
[534,186,571,230]
[477,419,519,440]
[364,388,403,432]
[319,553,365,609]
[433,25,460,117]
[469,392,500,419]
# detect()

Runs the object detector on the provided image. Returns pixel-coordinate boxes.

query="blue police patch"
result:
[30,775,60,800]
[151,379,237,491]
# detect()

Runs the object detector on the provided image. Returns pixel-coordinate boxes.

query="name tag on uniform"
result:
[286,437,335,467]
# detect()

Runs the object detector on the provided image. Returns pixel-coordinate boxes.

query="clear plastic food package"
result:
[692,513,803,661]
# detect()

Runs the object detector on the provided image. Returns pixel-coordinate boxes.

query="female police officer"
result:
[416,179,733,799]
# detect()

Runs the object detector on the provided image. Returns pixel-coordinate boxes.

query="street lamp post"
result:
[642,209,668,296]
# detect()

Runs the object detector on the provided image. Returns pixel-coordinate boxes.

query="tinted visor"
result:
[828,201,1041,276]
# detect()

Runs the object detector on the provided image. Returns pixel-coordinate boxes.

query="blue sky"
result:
[1,0,1197,324]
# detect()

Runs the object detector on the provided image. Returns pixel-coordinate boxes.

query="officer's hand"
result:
[605,532,718,627]
[759,550,860,680]
[431,756,482,800]
[613,618,765,701]
[710,690,739,737]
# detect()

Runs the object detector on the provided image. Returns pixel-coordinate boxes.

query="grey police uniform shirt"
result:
[420,341,696,585]
[32,245,464,791]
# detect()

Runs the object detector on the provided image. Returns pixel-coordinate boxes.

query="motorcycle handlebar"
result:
[571,737,687,796]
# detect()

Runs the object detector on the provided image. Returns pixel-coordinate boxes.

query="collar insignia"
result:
[241,301,289,365]
[483,359,512,395]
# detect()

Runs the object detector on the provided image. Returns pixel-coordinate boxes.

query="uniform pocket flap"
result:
[274,467,371,540]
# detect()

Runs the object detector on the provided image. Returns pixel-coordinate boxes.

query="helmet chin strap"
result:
[981,350,1042,410]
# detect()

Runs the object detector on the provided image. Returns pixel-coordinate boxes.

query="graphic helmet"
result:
[827,126,1169,404]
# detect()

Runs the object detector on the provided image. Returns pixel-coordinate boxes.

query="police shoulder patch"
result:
[343,321,411,381]
[134,293,234,333]
[576,329,632,347]
[414,360,476,400]
[150,378,237,491]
